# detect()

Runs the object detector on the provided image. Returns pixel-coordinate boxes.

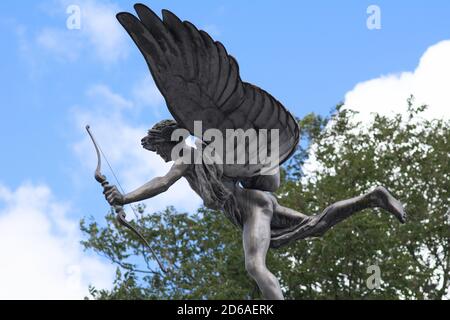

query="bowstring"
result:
[95,140,169,272]
[93,135,191,279]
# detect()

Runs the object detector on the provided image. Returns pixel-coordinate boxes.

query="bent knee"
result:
[241,190,274,214]
[245,259,267,278]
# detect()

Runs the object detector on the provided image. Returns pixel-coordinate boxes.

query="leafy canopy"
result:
[81,98,449,299]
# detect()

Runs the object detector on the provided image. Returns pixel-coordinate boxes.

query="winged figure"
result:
[100,4,407,299]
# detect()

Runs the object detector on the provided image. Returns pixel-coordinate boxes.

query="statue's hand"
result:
[103,185,125,206]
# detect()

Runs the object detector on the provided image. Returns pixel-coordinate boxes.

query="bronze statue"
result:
[90,4,407,300]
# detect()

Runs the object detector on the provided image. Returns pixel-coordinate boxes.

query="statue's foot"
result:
[372,186,407,224]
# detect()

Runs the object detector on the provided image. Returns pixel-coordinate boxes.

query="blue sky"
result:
[0,0,450,298]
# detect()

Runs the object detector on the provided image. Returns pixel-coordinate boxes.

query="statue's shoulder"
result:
[171,159,191,176]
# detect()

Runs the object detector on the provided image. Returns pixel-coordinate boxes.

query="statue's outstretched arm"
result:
[104,161,187,206]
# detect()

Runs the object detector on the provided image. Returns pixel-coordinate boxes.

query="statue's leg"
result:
[274,186,406,238]
[242,192,284,300]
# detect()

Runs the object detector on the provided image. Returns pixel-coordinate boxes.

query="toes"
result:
[400,212,407,224]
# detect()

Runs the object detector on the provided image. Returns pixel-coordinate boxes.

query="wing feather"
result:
[214,42,231,103]
[134,4,179,58]
[199,30,221,96]
[117,4,300,177]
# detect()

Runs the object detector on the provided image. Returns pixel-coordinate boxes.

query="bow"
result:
[85,125,167,274]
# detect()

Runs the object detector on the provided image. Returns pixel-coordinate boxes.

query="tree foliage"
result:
[81,98,449,299]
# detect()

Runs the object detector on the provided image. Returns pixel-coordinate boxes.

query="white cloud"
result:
[37,0,128,64]
[78,0,128,63]
[36,27,82,62]
[303,40,450,181]
[87,84,133,109]
[132,76,165,115]
[0,183,114,299]
[72,84,201,214]
[344,40,450,121]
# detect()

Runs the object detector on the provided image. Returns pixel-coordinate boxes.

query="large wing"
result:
[117,4,299,178]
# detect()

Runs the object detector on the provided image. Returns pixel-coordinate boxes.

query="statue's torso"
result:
[182,164,237,207]
[182,164,275,214]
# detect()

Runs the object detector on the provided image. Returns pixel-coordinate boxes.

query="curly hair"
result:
[141,119,180,152]
[151,119,178,132]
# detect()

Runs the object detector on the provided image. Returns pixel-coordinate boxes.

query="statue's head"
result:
[141,119,182,162]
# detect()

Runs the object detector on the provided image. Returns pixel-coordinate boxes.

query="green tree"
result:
[81,98,449,299]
